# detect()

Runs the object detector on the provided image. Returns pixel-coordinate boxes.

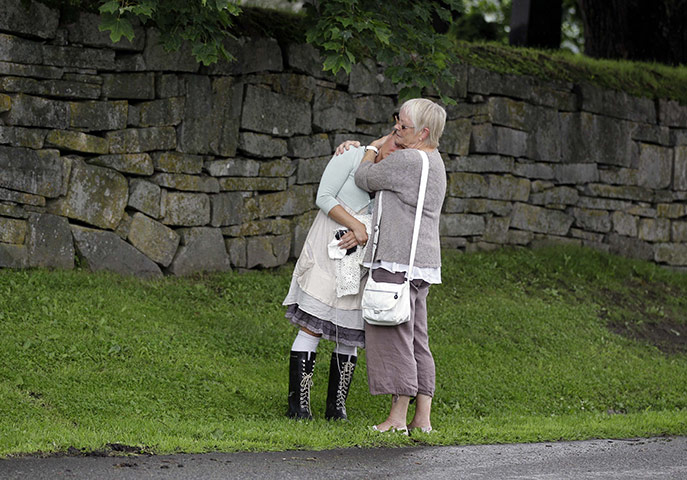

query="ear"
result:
[420,127,430,142]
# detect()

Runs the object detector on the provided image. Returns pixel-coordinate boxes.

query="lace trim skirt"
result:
[286,304,365,347]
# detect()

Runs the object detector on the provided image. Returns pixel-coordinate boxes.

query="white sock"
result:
[334,343,357,357]
[291,330,321,356]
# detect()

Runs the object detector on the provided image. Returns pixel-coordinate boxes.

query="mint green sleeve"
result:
[315,148,359,215]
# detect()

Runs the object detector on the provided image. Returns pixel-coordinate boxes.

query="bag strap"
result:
[368,150,430,276]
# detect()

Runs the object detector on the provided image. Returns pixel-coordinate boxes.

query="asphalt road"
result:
[1,436,686,479]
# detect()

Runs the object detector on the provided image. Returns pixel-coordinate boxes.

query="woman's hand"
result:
[335,140,361,156]
[338,222,368,249]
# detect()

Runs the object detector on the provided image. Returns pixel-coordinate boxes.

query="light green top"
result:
[315,146,371,215]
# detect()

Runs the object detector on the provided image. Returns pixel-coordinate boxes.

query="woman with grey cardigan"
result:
[350,98,447,434]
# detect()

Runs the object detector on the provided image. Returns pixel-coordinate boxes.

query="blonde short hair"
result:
[400,98,447,149]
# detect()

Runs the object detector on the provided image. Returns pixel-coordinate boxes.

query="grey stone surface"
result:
[470,124,527,157]
[238,132,288,158]
[259,157,295,177]
[638,218,671,242]
[207,37,282,75]
[348,59,395,95]
[128,179,161,218]
[246,234,291,268]
[488,97,530,130]
[0,242,27,268]
[440,214,486,236]
[0,125,47,149]
[0,186,45,206]
[0,216,26,244]
[286,43,346,84]
[161,191,210,226]
[65,11,145,51]
[205,158,260,177]
[26,213,74,269]
[513,161,555,180]
[448,155,514,173]
[598,167,639,186]
[127,212,179,267]
[241,85,311,137]
[553,163,599,184]
[71,225,162,277]
[658,99,687,127]
[89,153,154,176]
[673,146,687,190]
[572,207,611,233]
[0,0,59,39]
[441,119,472,156]
[510,203,573,235]
[313,86,356,133]
[578,83,655,123]
[225,236,246,268]
[68,100,128,132]
[560,112,634,167]
[0,32,43,65]
[527,106,561,162]
[152,173,219,193]
[0,146,64,197]
[128,97,184,127]
[636,143,673,189]
[47,159,128,230]
[107,127,176,153]
[612,211,638,237]
[258,185,315,218]
[4,94,69,129]
[655,243,687,265]
[0,76,101,100]
[354,95,396,124]
[142,29,199,73]
[218,177,286,192]
[287,134,332,158]
[606,233,654,261]
[529,186,578,206]
[297,156,329,184]
[167,227,231,275]
[210,192,244,227]
[152,152,203,174]
[45,130,109,154]
[102,73,155,100]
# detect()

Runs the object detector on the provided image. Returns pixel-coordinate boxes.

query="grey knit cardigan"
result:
[354,148,447,269]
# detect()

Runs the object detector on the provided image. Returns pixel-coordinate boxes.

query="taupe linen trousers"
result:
[364,269,436,397]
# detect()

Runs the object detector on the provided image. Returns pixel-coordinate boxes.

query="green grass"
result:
[1,245,686,457]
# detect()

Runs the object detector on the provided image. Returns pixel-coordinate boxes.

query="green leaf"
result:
[98,14,136,43]
[99,0,120,15]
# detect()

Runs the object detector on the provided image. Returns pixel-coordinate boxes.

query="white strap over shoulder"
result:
[368,150,429,275]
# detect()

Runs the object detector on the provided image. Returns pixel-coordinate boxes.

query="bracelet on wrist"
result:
[364,145,379,154]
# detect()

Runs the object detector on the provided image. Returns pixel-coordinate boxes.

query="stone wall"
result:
[1,0,687,277]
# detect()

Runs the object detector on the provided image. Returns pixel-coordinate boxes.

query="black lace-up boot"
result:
[287,351,316,419]
[325,352,357,420]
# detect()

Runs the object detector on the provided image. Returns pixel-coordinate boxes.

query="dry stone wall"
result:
[2,0,687,277]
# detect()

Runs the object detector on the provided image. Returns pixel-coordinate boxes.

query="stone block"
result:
[128,179,161,218]
[259,157,296,177]
[0,93,10,113]
[612,211,638,237]
[572,208,611,233]
[583,183,653,202]
[483,216,511,243]
[527,106,561,162]
[106,127,176,153]
[246,234,291,268]
[258,185,315,218]
[45,130,109,154]
[42,44,115,70]
[625,205,657,218]
[577,196,632,211]
[167,227,231,275]
[206,37,282,75]
[486,175,530,201]
[598,167,639,186]
[448,154,514,173]
[441,119,472,156]
[0,126,47,149]
[26,213,74,269]
[637,143,672,189]
[0,0,59,39]
[513,161,554,180]
[152,152,203,174]
[488,97,530,130]
[114,53,146,72]
[632,123,670,146]
[89,153,154,175]
[4,94,69,129]
[469,124,527,157]
[210,192,244,227]
[241,84,311,137]
[658,99,687,127]
[128,213,179,267]
[673,146,687,190]
[0,76,101,100]
[529,186,578,206]
[286,43,347,84]
[65,11,145,50]
[218,177,287,192]
[71,225,162,278]
[47,159,128,230]
[69,100,128,131]
[222,218,291,237]
[128,97,184,127]
[0,146,64,197]
[205,158,260,177]
[354,95,396,124]
[553,163,599,184]
[0,216,26,244]
[161,191,210,226]
[657,203,687,219]
[287,134,332,158]
[151,173,220,193]
[510,203,573,235]
[439,214,486,236]
[142,29,199,72]
[671,221,687,242]
[297,156,329,184]
[560,112,634,167]
[0,187,44,207]
[157,74,183,98]
[506,229,534,245]
[0,33,43,64]
[655,243,687,266]
[238,132,288,158]
[312,86,356,132]
[671,130,687,146]
[443,198,513,216]
[578,83,655,123]
[243,72,317,103]
[225,237,246,268]
[638,218,670,242]
[0,243,27,268]
[448,172,487,198]
[102,73,155,100]
[348,59,395,94]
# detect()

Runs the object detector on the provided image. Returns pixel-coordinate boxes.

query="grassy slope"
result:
[1,246,686,456]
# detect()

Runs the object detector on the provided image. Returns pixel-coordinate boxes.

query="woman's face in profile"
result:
[376,133,402,162]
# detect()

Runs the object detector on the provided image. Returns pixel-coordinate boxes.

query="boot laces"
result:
[300,371,313,410]
[336,361,355,409]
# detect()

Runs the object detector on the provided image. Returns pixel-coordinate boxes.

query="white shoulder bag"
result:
[361,150,429,326]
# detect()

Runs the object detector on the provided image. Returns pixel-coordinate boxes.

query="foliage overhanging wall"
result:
[1,0,687,277]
